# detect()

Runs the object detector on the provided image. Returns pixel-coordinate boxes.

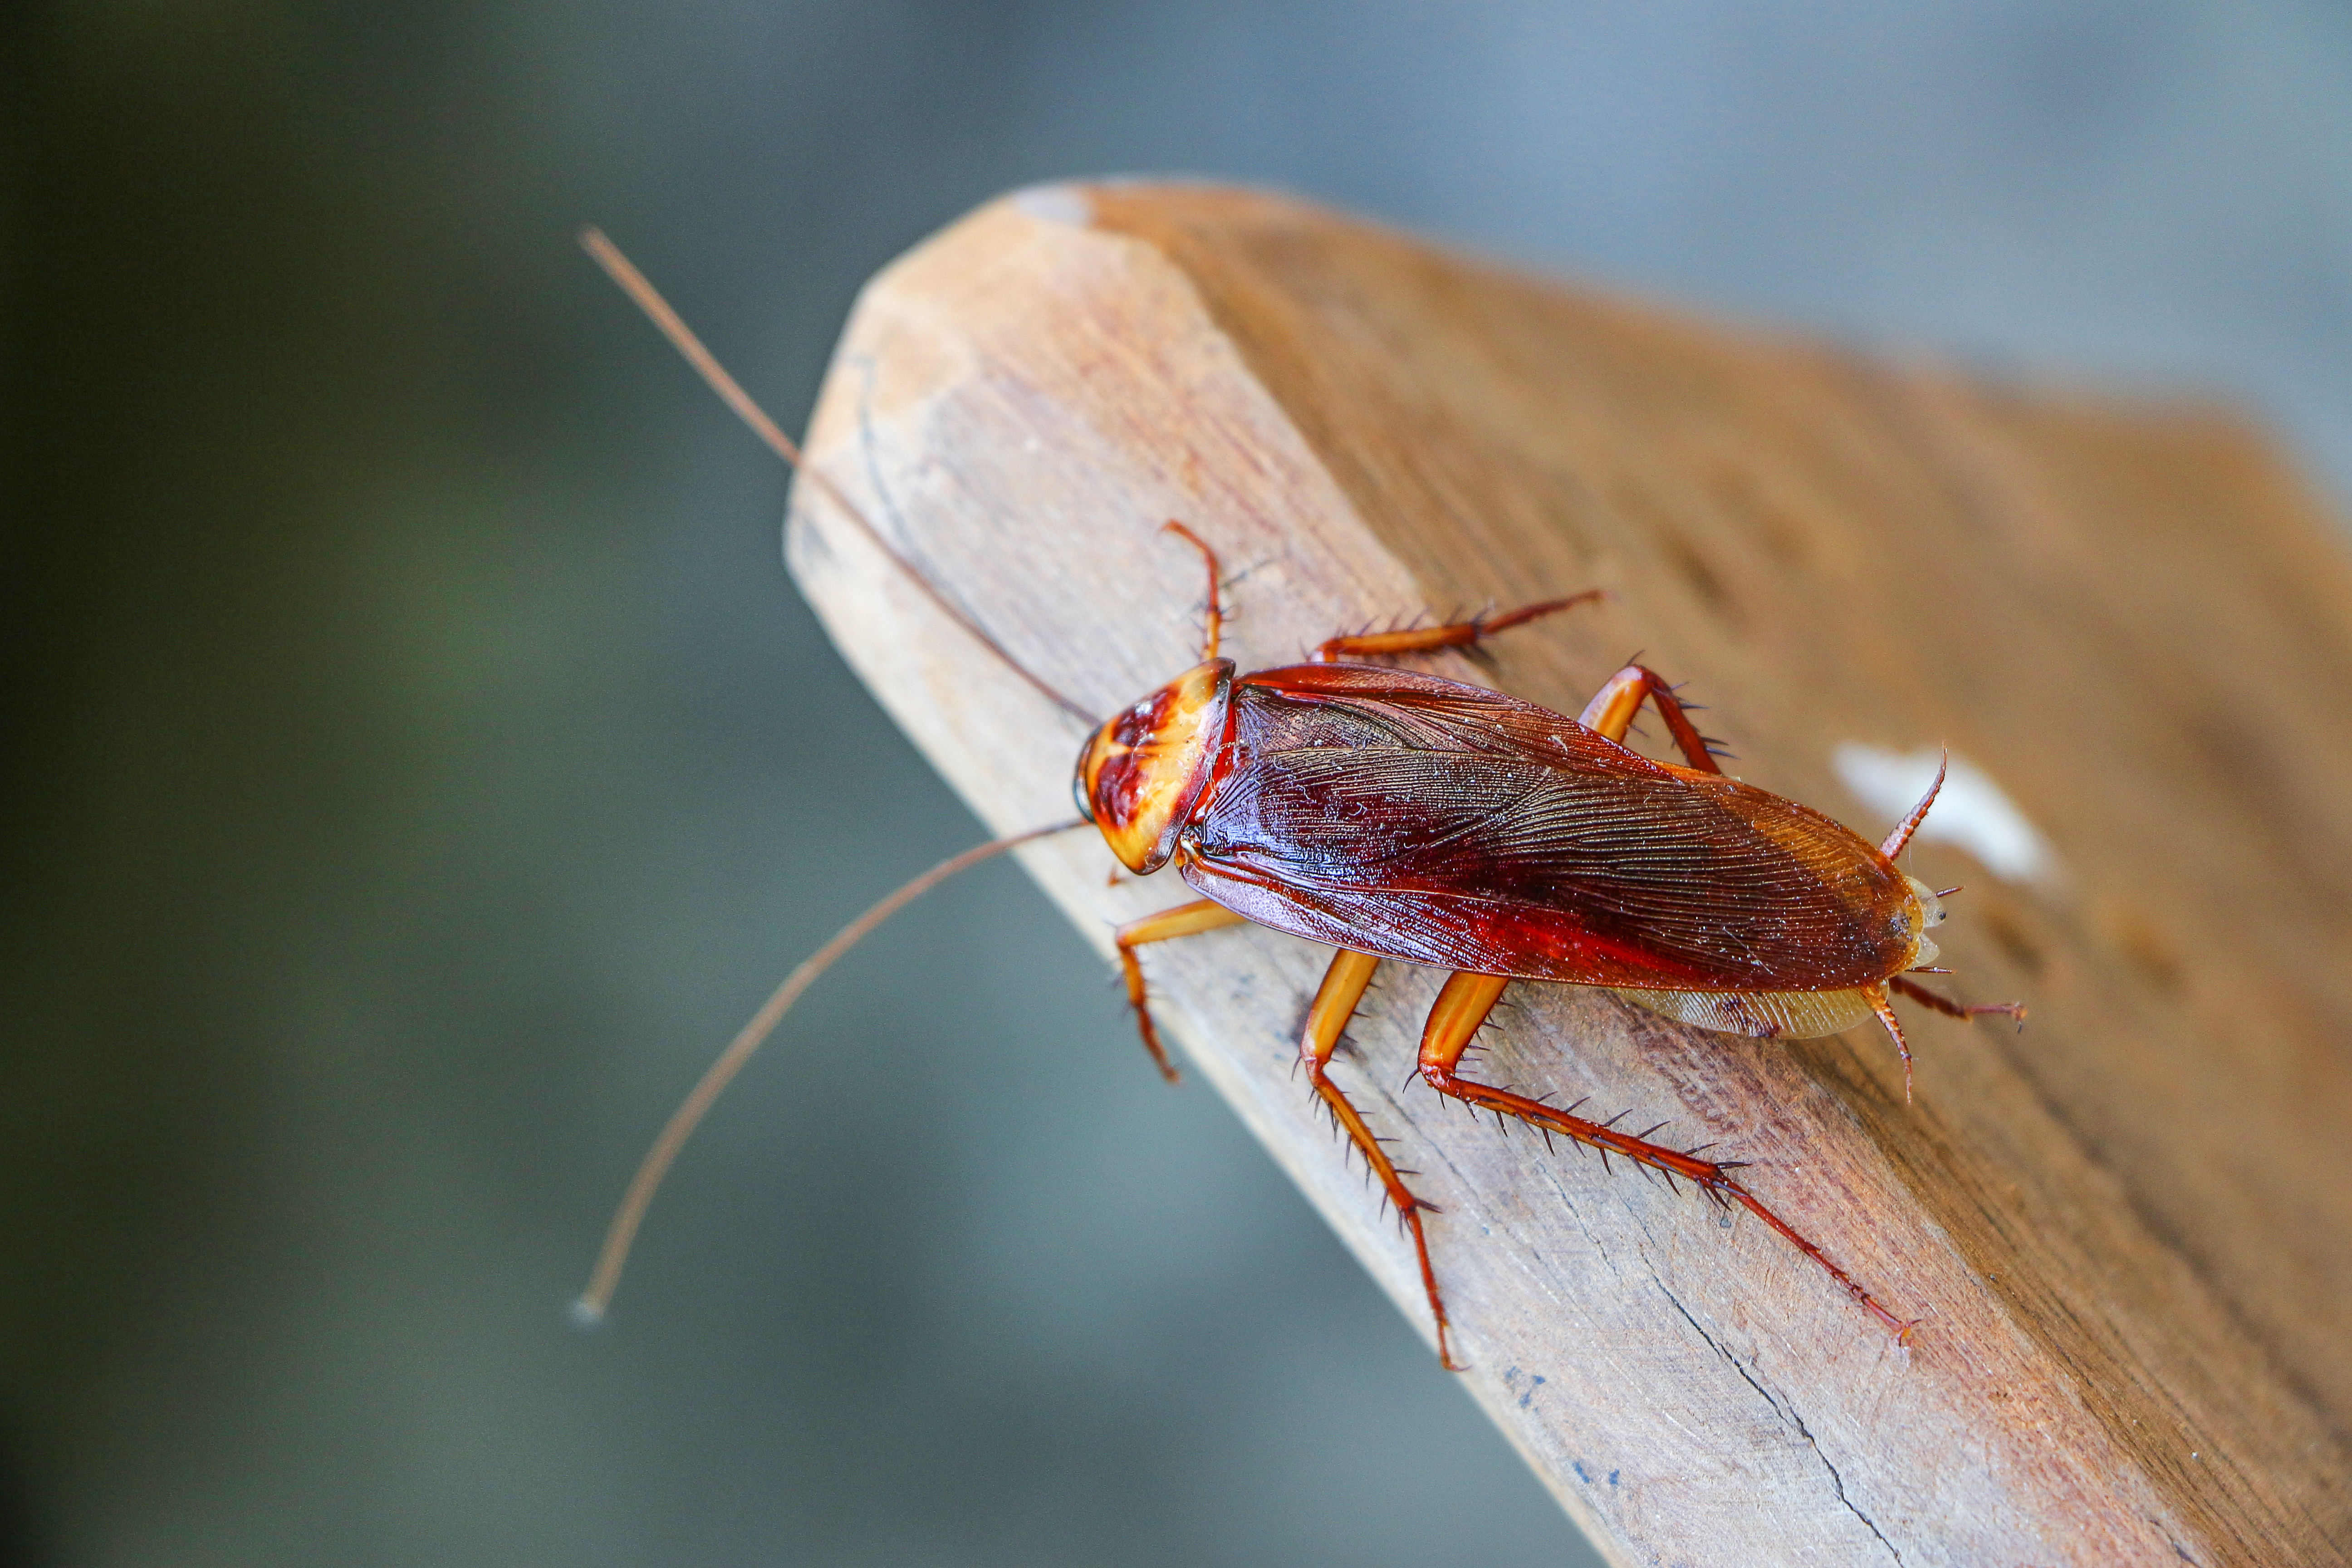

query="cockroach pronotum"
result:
[572,229,2024,1369]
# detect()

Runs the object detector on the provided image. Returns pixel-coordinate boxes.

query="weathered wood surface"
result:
[785,181,2352,1567]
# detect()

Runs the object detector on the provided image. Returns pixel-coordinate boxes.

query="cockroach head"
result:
[1073,659,1235,874]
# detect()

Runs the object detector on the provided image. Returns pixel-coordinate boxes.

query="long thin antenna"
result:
[574,818,1087,1324]
[578,226,1094,725]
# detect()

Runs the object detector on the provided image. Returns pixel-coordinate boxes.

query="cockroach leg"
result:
[1160,521,1223,662]
[1308,590,1603,664]
[1863,983,1916,1104]
[1298,949,1462,1370]
[1577,665,1723,774]
[1416,970,1916,1341]
[1113,899,1248,1082]
[1890,975,2026,1029]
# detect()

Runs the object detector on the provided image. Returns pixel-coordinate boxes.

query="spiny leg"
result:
[1310,590,1603,663]
[1114,898,1247,1082]
[1160,521,1223,661]
[1577,663,1724,773]
[1859,982,1923,1105]
[1416,970,1915,1339]
[1297,949,1463,1369]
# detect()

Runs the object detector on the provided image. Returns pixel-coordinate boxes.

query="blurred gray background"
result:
[8,2,2351,1564]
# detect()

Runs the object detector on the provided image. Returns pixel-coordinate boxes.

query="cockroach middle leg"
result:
[1578,664,1724,773]
[1114,899,1247,1082]
[1308,590,1604,663]
[1415,970,1916,1340]
[1299,948,1462,1370]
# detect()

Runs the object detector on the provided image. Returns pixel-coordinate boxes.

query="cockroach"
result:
[573,229,2024,1369]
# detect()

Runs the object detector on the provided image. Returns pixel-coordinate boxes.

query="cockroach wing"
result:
[1176,666,1916,991]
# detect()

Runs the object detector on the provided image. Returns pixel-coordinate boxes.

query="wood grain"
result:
[784,181,2352,1567]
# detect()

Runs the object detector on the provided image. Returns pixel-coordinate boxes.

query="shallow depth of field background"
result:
[8,4,2352,1564]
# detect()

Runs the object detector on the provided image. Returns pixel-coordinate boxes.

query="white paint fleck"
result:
[1013,182,1093,227]
[1834,742,2058,885]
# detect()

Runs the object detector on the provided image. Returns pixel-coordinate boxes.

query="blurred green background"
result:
[7,3,2350,1564]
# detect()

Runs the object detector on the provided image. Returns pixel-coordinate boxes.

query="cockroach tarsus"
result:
[573,228,2025,1369]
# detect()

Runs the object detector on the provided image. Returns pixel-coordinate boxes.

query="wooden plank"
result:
[784,181,2352,1567]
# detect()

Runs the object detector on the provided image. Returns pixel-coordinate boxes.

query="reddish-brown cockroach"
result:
[573,230,2024,1367]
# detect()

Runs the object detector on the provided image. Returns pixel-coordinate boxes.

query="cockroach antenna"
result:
[577,227,1095,726]
[574,817,1086,1326]
[571,228,1105,1320]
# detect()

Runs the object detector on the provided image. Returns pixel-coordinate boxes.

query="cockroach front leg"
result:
[1298,949,1462,1370]
[1113,899,1247,1082]
[1309,590,1603,663]
[1415,971,1916,1340]
[1160,521,1225,661]
[1578,664,1724,773]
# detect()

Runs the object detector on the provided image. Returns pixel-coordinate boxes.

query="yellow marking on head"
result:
[1076,660,1234,873]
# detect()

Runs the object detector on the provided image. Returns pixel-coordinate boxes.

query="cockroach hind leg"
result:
[1422,1066,1916,1338]
[1416,959,1910,1333]
[1889,975,2028,1033]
